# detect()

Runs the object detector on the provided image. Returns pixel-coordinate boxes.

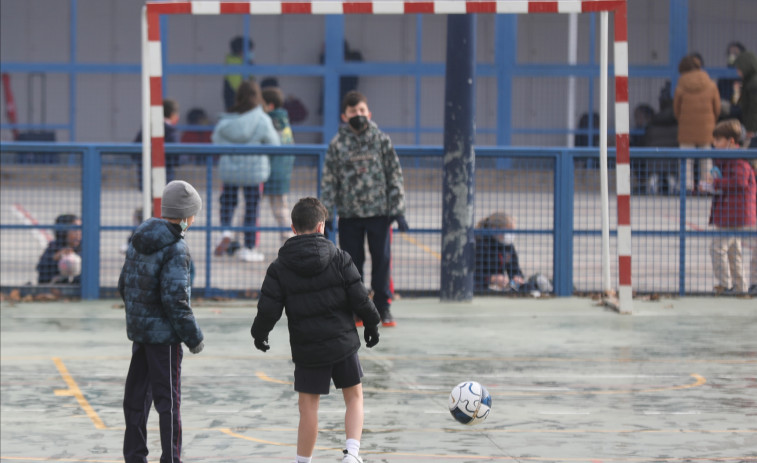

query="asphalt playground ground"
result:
[1,295,756,463]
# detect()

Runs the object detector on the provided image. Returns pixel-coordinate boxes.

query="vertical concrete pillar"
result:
[441,15,476,301]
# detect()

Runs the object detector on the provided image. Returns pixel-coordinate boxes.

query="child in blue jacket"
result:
[118,180,205,463]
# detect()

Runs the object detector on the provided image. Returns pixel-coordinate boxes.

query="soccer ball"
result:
[58,253,82,278]
[448,381,491,425]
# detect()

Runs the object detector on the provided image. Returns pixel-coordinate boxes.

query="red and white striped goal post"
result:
[141,0,632,310]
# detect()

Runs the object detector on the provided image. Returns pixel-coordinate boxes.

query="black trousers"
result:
[123,342,183,463]
[338,216,392,313]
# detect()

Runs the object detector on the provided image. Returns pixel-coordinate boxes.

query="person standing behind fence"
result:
[134,99,180,190]
[212,80,280,263]
[321,91,408,327]
[223,36,254,112]
[700,120,756,295]
[118,180,205,463]
[733,50,757,148]
[261,86,296,241]
[674,55,721,193]
[36,214,82,284]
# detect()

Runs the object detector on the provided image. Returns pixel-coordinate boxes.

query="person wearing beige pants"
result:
[710,228,748,293]
[703,120,757,295]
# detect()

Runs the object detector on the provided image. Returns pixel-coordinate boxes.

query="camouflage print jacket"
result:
[118,218,203,349]
[321,121,405,219]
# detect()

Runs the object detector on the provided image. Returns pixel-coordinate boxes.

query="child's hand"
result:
[364,324,379,348]
[189,341,204,354]
[254,338,270,352]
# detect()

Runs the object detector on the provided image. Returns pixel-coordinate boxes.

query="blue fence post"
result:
[80,145,101,299]
[678,156,687,296]
[205,154,213,294]
[323,15,344,143]
[554,149,574,296]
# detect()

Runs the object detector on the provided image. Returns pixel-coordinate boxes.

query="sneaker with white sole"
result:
[342,449,363,463]
[238,247,265,262]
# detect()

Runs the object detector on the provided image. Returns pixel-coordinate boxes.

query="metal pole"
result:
[140,6,152,218]
[599,11,611,294]
[440,14,476,301]
[566,12,578,147]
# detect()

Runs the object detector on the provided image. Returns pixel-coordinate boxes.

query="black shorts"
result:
[294,352,363,395]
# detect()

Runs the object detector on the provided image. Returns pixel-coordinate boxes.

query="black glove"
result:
[364,324,379,348]
[189,341,204,354]
[254,338,270,352]
[392,216,409,232]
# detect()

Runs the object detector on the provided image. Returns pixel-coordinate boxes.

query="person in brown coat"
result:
[674,54,721,192]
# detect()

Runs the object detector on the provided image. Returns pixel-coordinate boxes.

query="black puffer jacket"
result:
[252,233,380,367]
[118,218,203,348]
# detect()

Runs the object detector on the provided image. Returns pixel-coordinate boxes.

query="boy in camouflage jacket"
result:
[321,91,407,326]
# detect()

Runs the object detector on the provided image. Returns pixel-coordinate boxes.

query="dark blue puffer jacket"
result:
[118,218,203,348]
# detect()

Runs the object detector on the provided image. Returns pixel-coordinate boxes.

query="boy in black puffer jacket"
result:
[252,197,381,463]
[118,180,205,463]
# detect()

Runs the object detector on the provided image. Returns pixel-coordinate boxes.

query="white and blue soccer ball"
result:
[448,381,492,425]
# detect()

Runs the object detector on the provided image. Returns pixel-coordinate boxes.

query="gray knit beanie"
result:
[162,180,202,219]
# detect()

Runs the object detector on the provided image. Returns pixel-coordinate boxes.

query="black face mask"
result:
[348,115,368,132]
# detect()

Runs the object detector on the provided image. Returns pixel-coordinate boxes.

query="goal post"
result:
[141,0,632,312]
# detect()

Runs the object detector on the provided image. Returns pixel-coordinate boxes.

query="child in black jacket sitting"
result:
[475,212,526,292]
[251,197,381,463]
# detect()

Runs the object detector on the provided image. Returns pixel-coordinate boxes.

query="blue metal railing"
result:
[2,141,756,299]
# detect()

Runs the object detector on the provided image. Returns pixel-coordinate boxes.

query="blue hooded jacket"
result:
[118,218,203,348]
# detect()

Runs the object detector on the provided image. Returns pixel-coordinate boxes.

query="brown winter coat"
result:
[673,69,721,145]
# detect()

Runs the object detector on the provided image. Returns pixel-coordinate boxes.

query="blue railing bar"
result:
[0,63,142,73]
[1,123,72,131]
[3,60,719,80]
[80,145,101,299]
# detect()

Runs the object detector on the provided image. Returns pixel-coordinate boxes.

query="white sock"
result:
[295,456,312,463]
[345,438,360,455]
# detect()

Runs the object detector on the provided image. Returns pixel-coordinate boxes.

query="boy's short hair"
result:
[262,87,284,109]
[341,90,367,114]
[291,197,328,233]
[712,119,742,145]
[163,99,178,119]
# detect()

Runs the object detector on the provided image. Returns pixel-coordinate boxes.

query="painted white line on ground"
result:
[538,411,592,415]
[10,203,52,247]
[642,411,702,415]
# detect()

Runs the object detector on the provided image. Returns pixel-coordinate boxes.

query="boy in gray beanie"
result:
[118,180,204,463]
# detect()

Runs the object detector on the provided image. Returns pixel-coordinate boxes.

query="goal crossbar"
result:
[141,0,632,311]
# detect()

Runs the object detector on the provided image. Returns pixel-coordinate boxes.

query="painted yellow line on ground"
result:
[219,428,337,450]
[255,370,292,385]
[399,233,441,260]
[52,357,107,430]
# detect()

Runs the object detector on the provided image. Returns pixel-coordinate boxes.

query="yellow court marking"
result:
[219,428,337,450]
[52,357,107,430]
[256,370,291,384]
[399,233,442,260]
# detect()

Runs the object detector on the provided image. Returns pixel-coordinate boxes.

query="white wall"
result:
[1,0,756,145]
